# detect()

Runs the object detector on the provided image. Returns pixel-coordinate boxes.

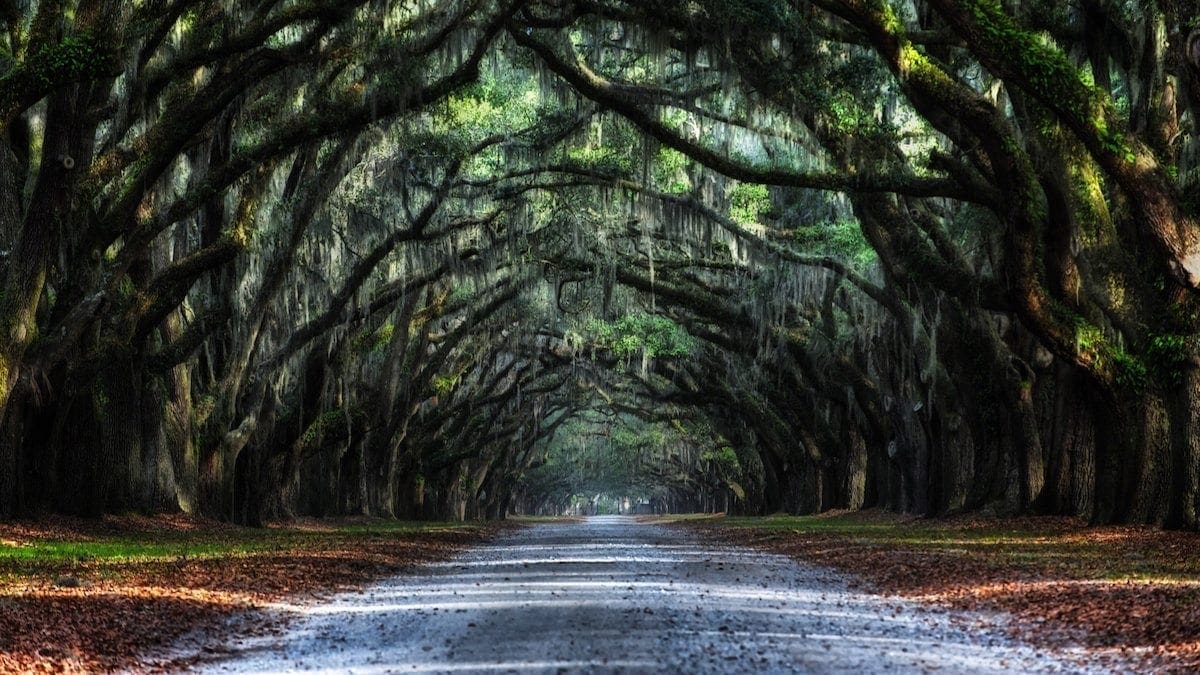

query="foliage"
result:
[353,324,395,354]
[789,219,877,270]
[2,0,1200,536]
[728,183,770,227]
[580,313,696,359]
[700,445,740,475]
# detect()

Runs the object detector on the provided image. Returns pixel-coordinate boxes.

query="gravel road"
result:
[190,515,1097,673]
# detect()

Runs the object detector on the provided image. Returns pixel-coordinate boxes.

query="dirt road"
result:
[189,516,1095,673]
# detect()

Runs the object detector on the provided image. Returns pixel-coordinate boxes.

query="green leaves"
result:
[701,444,740,473]
[1145,334,1193,389]
[789,219,877,271]
[729,183,770,227]
[352,323,395,355]
[583,313,696,359]
[566,145,634,178]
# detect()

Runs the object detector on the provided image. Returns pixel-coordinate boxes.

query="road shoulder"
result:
[0,515,514,671]
[662,511,1199,672]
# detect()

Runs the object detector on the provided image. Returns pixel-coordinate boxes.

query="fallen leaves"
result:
[0,515,514,672]
[680,512,1200,672]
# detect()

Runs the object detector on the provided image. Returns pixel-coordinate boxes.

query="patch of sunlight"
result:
[311,660,660,673]
[0,539,260,564]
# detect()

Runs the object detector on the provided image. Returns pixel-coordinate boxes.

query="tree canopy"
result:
[1,0,1199,527]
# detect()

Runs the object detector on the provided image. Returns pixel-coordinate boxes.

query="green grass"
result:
[0,540,246,563]
[661,512,1200,584]
[663,512,1064,542]
[653,512,919,536]
[0,520,487,572]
